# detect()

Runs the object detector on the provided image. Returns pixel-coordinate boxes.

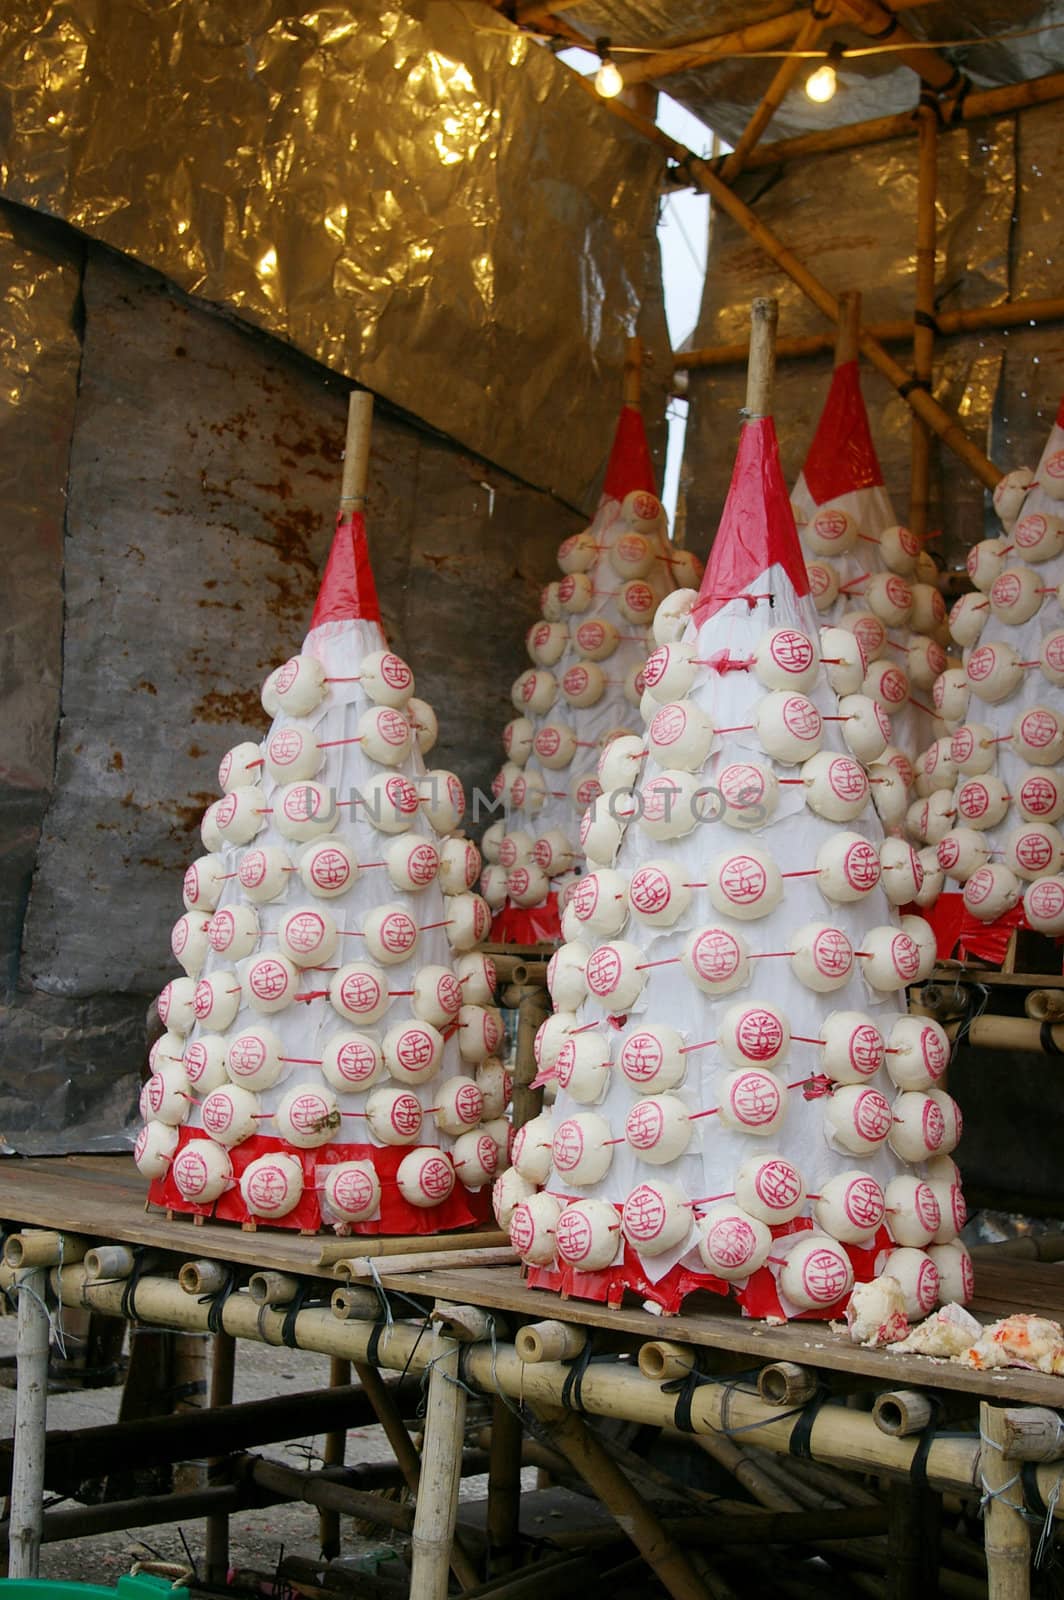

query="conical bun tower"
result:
[497,302,970,1323]
[137,395,500,1236]
[791,293,947,783]
[923,395,1064,963]
[484,344,697,943]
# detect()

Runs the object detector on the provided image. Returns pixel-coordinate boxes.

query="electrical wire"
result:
[479,18,1064,60]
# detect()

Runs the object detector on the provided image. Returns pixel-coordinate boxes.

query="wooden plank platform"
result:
[371,1263,1064,1407]
[3,1156,1064,1406]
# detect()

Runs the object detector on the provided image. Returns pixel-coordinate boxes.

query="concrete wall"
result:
[2,209,580,1150]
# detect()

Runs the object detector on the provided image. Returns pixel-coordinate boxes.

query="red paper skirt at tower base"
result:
[527,1217,893,1321]
[490,892,561,946]
[149,1129,492,1235]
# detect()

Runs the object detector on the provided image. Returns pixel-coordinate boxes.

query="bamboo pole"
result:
[3,1233,87,1270]
[734,69,1064,172]
[179,1259,231,1296]
[516,1320,588,1364]
[685,150,1001,488]
[623,335,643,408]
[693,1430,802,1512]
[981,1402,1031,1599]
[83,1244,138,1282]
[487,1398,524,1574]
[745,296,778,419]
[512,985,550,1131]
[615,0,942,89]
[675,295,1064,371]
[996,1409,1064,1462]
[910,104,938,538]
[248,1270,301,1305]
[409,1318,470,1600]
[579,90,1001,486]
[720,10,829,183]
[758,1362,819,1407]
[638,1339,700,1383]
[8,1268,49,1576]
[340,390,373,512]
[833,0,960,90]
[51,1263,1064,1517]
[350,1355,479,1589]
[331,1284,391,1320]
[530,1405,717,1600]
[249,1456,414,1533]
[319,1355,350,1559]
[338,1246,517,1280]
[873,1390,934,1438]
[835,290,862,368]
[944,1014,1064,1052]
[317,1229,508,1267]
[204,1330,236,1582]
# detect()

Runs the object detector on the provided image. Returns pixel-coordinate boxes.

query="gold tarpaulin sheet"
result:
[0,1,668,509]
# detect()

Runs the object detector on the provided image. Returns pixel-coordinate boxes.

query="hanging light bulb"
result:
[805,43,843,104]
[594,37,624,99]
[805,62,837,102]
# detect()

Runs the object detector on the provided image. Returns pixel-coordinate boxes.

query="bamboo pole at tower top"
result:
[910,104,939,538]
[834,290,861,369]
[745,297,778,419]
[340,390,373,510]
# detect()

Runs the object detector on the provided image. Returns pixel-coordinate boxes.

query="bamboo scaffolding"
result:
[732,69,1064,172]
[981,1403,1031,1600]
[719,10,830,184]
[410,1323,470,1600]
[581,94,1002,489]
[614,0,942,89]
[8,1267,49,1577]
[50,1263,1064,1513]
[910,104,938,538]
[675,295,1064,371]
[204,1328,236,1582]
[319,1355,350,1559]
[529,1405,719,1600]
[833,0,959,91]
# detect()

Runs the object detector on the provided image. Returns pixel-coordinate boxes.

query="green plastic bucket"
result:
[0,1576,187,1600]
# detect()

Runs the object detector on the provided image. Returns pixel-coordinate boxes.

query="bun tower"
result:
[496,302,970,1322]
[137,394,501,1235]
[791,291,947,782]
[923,396,1064,962]
[484,342,697,943]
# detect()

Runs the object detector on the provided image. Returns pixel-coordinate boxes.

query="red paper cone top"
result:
[310,509,382,628]
[800,360,885,505]
[602,404,657,501]
[1056,394,1064,430]
[695,416,810,624]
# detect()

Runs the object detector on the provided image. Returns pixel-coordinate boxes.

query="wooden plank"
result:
[7,1160,1064,1408]
[369,1265,1064,1408]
